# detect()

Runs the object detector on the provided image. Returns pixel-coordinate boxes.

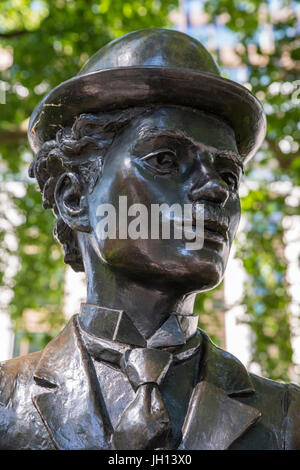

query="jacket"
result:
[0,315,299,450]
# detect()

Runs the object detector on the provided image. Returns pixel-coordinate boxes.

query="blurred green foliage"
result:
[196,0,299,382]
[0,0,299,382]
[0,0,177,342]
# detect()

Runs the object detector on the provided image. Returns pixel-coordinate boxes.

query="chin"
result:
[172,253,226,292]
[99,238,227,293]
[168,240,229,289]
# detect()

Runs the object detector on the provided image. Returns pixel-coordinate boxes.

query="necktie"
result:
[112,348,173,450]
[76,309,202,450]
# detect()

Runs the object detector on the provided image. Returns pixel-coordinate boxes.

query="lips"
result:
[192,204,229,245]
[204,218,228,241]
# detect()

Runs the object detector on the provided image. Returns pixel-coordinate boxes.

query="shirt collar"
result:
[78,302,199,353]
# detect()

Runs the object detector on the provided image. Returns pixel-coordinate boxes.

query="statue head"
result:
[28,28,266,294]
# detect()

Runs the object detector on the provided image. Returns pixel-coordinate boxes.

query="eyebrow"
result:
[216,151,244,172]
[134,127,244,171]
[134,127,196,149]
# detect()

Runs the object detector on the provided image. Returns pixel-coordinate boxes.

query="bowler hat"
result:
[28,28,266,163]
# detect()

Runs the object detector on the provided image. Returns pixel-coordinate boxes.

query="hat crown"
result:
[28,28,266,161]
[78,28,220,76]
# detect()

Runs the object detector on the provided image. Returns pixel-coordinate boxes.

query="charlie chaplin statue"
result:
[0,28,299,450]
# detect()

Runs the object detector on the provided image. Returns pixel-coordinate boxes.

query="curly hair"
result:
[29,107,147,272]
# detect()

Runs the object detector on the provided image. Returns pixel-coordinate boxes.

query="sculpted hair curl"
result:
[29,107,146,272]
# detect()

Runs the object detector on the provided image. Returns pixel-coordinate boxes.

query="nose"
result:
[188,152,230,206]
[189,179,229,206]
[188,164,230,207]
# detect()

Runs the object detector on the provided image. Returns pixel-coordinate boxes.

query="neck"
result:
[78,241,196,340]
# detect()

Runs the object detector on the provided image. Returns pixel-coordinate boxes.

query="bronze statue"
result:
[0,28,299,450]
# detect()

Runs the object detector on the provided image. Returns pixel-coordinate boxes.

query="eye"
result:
[141,149,179,175]
[219,171,239,191]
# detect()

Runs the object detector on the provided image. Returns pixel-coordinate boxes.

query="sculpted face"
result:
[85,106,242,293]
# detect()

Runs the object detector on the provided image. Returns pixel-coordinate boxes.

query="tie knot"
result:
[121,348,173,390]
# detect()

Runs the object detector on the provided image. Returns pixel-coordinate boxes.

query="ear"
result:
[54,172,91,233]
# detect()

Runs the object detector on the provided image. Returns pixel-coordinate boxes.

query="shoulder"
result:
[284,381,300,449]
[243,373,300,450]
[201,331,300,449]
[249,372,288,393]
[0,350,56,450]
[249,372,300,405]
[0,351,42,405]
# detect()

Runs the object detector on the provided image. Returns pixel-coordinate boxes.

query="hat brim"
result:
[28,67,266,163]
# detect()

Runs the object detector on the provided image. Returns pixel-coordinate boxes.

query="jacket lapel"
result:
[32,318,260,450]
[32,315,113,450]
[179,332,261,450]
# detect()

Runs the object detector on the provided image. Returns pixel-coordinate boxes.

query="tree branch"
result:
[0,30,30,38]
[0,129,27,144]
[265,137,296,170]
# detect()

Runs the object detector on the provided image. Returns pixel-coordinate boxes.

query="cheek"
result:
[227,195,241,239]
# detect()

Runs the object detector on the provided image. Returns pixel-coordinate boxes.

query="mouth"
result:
[191,205,229,247]
[160,205,230,247]
[203,218,229,245]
